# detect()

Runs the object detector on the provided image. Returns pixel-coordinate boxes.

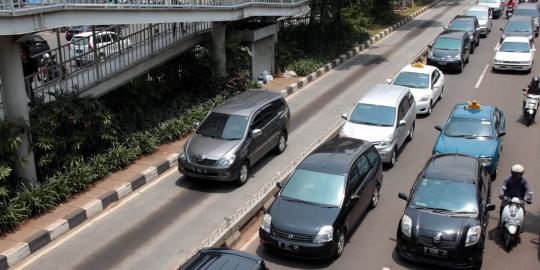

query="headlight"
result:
[478,157,492,167]
[179,149,187,161]
[260,213,271,233]
[401,214,412,238]
[454,54,461,60]
[380,134,394,147]
[420,95,430,102]
[313,225,333,243]
[465,225,481,246]
[216,154,236,167]
[494,59,502,64]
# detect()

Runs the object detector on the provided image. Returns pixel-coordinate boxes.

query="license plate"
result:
[424,247,448,257]
[193,167,207,174]
[278,241,299,251]
[76,49,83,53]
[438,61,447,65]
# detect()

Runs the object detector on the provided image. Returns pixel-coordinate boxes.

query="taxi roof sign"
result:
[466,100,481,110]
[412,62,425,68]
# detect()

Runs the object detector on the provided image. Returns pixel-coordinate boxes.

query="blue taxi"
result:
[433,101,506,179]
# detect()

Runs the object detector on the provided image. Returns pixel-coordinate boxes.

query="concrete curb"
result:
[277,0,444,98]
[0,154,179,270]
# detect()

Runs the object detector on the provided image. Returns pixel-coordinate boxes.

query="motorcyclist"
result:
[507,0,516,9]
[498,164,533,228]
[524,76,540,96]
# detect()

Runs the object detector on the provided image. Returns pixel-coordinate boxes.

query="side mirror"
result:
[398,192,408,201]
[434,125,442,131]
[276,182,283,189]
[498,132,506,137]
[341,113,348,120]
[252,129,262,138]
[194,122,200,128]
[443,26,448,31]
[499,27,504,32]
[398,120,407,128]
[385,78,392,84]
[427,44,432,49]
[350,194,360,201]
[532,48,537,52]
[485,204,496,211]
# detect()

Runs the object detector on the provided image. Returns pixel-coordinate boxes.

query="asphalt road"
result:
[17,0,539,269]
[242,7,540,270]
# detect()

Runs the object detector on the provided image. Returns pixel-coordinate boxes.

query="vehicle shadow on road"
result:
[390,247,457,270]
[253,245,332,269]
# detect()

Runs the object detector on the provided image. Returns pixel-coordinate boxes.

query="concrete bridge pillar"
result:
[212,22,227,77]
[0,36,38,185]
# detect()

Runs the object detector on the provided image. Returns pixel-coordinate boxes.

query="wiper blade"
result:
[413,206,453,213]
[282,197,334,208]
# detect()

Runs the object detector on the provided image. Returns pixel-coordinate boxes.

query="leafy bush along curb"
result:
[0,93,231,234]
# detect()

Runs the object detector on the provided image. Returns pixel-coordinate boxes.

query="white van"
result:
[69,31,131,66]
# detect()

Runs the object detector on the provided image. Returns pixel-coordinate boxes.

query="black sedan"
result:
[427,30,472,72]
[259,137,383,259]
[396,154,495,269]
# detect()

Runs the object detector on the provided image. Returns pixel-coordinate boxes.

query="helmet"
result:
[532,77,540,86]
[511,164,525,175]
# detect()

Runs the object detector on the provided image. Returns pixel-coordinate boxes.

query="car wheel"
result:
[370,185,380,209]
[427,101,433,115]
[274,131,287,154]
[476,38,480,47]
[491,169,497,181]
[438,87,444,100]
[458,61,464,73]
[235,161,250,186]
[407,122,415,141]
[470,45,475,54]
[334,230,345,258]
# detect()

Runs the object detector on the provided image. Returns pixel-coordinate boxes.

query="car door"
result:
[356,154,376,213]
[431,69,443,100]
[463,35,470,59]
[248,108,272,164]
[396,99,408,147]
[531,41,536,60]
[494,108,505,155]
[344,161,362,228]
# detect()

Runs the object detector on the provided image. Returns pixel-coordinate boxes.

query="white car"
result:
[466,5,492,37]
[69,31,131,66]
[493,36,536,72]
[387,63,444,115]
[477,0,504,19]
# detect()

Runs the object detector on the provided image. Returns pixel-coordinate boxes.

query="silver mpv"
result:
[339,85,416,166]
[178,90,290,185]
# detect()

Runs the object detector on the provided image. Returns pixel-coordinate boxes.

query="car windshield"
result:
[466,10,488,20]
[393,72,430,89]
[514,9,539,18]
[433,37,461,50]
[349,103,396,127]
[196,112,248,140]
[449,21,475,32]
[506,22,532,32]
[71,36,89,45]
[444,117,494,138]
[281,169,345,207]
[410,178,478,213]
[499,41,531,52]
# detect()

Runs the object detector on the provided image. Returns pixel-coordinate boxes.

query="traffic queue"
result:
[178,2,537,270]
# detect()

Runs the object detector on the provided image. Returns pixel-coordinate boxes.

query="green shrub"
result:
[286,58,326,76]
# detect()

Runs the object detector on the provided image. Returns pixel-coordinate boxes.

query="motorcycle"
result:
[522,89,539,126]
[506,6,514,19]
[499,193,533,250]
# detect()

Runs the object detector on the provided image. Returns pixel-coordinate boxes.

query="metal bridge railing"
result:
[22,22,211,102]
[0,0,308,12]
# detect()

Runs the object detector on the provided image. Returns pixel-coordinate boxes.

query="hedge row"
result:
[0,92,231,234]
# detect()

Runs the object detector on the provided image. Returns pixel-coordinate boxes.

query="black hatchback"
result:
[259,137,383,259]
[178,248,267,270]
[427,30,472,72]
[448,15,481,48]
[396,154,495,269]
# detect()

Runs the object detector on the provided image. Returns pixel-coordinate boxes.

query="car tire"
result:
[407,122,415,141]
[369,185,380,209]
[427,101,433,116]
[389,148,397,167]
[334,230,345,258]
[458,61,464,73]
[491,170,497,181]
[274,131,287,155]
[235,161,250,186]
[476,38,480,47]
[470,45,475,54]
[438,87,444,100]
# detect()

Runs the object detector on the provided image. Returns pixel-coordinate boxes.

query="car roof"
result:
[451,15,477,22]
[451,103,495,120]
[298,137,371,175]
[212,90,282,117]
[508,15,533,23]
[467,5,490,12]
[179,248,262,270]
[501,36,531,43]
[399,63,436,75]
[437,30,467,39]
[357,84,410,107]
[423,154,479,183]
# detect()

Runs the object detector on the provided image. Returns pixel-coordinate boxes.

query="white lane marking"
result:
[239,231,260,251]
[12,168,178,270]
[475,64,489,89]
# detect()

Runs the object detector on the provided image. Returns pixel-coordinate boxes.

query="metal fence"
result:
[23,22,211,102]
[177,117,344,267]
[0,0,308,12]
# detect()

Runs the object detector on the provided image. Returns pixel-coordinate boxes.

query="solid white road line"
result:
[475,64,489,89]
[13,168,178,270]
